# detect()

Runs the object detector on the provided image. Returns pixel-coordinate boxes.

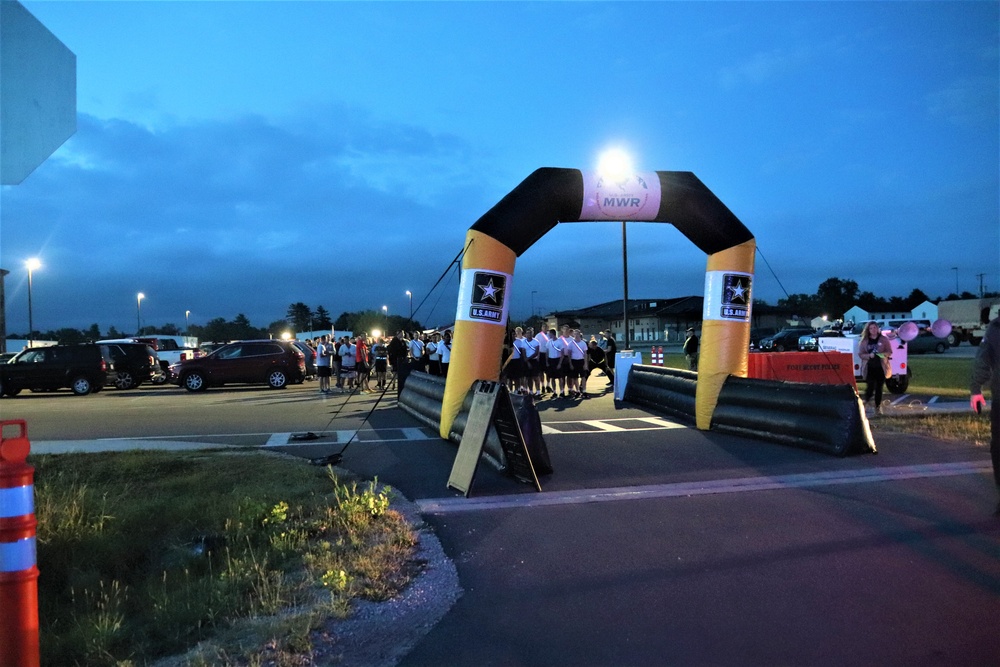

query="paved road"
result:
[5,380,999,666]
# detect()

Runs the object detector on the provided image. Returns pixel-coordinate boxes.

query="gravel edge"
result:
[310,489,462,666]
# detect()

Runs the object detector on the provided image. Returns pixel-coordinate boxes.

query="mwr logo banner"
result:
[456,269,512,325]
[580,171,661,221]
[703,271,752,322]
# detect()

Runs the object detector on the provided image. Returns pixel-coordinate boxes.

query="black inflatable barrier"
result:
[622,364,875,457]
[623,365,698,424]
[397,372,511,470]
[712,376,875,457]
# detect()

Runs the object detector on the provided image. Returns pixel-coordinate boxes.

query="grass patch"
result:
[872,411,992,447]
[32,450,417,666]
[905,356,978,397]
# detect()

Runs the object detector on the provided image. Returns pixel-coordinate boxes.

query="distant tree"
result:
[230,314,261,339]
[334,311,353,331]
[905,289,930,309]
[815,277,859,318]
[54,328,87,345]
[85,324,102,341]
[158,323,181,335]
[267,320,291,338]
[286,302,313,332]
[776,293,818,316]
[314,306,333,330]
[106,325,123,338]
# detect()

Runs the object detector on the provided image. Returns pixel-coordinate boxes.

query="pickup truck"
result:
[100,337,200,383]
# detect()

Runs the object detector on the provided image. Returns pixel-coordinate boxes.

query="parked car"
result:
[758,327,815,352]
[170,340,306,391]
[105,342,160,389]
[0,344,115,396]
[290,340,316,380]
[905,330,950,354]
[797,329,845,352]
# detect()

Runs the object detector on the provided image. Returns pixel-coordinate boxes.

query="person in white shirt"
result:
[316,334,332,393]
[524,327,542,397]
[339,339,357,390]
[546,328,566,398]
[408,333,424,374]
[567,329,589,398]
[439,330,452,377]
[427,332,441,376]
[532,327,550,394]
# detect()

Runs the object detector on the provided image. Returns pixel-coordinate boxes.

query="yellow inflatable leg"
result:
[439,230,517,439]
[695,238,756,430]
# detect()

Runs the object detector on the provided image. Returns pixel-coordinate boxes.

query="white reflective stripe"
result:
[0,536,37,572]
[0,485,34,519]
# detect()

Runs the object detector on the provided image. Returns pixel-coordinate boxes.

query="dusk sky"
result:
[2,1,997,334]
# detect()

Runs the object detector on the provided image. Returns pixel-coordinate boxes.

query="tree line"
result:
[7,281,996,345]
[6,301,425,345]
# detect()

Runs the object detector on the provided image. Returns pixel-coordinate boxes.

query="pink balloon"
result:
[931,319,952,339]
[898,321,919,342]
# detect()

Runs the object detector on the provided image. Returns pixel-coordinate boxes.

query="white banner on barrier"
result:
[455,268,513,327]
[703,270,753,322]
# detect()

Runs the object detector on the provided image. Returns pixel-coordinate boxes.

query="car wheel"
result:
[150,374,167,385]
[775,343,785,352]
[268,370,288,389]
[182,372,207,392]
[946,333,960,347]
[114,371,135,390]
[71,376,93,395]
[934,342,946,354]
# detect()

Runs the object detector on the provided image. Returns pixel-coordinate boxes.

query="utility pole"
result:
[976,273,986,298]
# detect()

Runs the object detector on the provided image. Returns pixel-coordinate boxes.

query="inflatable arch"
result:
[441,167,756,438]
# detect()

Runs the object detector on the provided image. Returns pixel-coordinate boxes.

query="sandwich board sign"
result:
[447,380,542,496]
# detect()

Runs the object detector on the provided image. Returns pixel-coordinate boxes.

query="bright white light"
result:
[382,305,388,313]
[281,331,292,340]
[598,148,633,181]
[372,329,382,339]
[137,292,145,301]
[26,258,41,272]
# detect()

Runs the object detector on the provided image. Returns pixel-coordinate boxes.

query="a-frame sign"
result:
[447,380,542,496]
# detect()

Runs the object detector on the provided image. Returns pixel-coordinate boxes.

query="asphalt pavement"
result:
[19,380,1000,666]
[264,386,999,667]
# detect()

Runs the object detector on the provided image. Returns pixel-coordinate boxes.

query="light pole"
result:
[382,305,388,332]
[405,290,412,326]
[531,290,537,318]
[185,310,190,333]
[25,258,41,348]
[599,148,633,350]
[136,293,145,334]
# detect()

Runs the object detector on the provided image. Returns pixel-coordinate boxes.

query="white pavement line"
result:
[416,461,993,514]
[402,428,430,440]
[928,396,940,404]
[891,394,910,406]
[579,420,627,432]
[265,432,292,447]
[541,424,561,435]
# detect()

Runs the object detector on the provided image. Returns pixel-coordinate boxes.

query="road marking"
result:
[416,461,994,514]
[266,432,292,447]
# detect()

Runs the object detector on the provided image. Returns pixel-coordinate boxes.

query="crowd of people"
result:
[502,325,616,400]
[297,325,618,401]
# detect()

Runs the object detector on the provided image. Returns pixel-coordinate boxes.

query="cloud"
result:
[925,76,999,126]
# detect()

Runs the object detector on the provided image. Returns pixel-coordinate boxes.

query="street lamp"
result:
[382,304,388,331]
[185,310,190,333]
[25,258,41,348]
[405,290,412,325]
[136,293,145,334]
[598,148,633,350]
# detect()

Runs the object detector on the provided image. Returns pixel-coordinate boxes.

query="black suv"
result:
[758,327,816,352]
[170,340,305,391]
[105,342,159,389]
[0,344,116,396]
